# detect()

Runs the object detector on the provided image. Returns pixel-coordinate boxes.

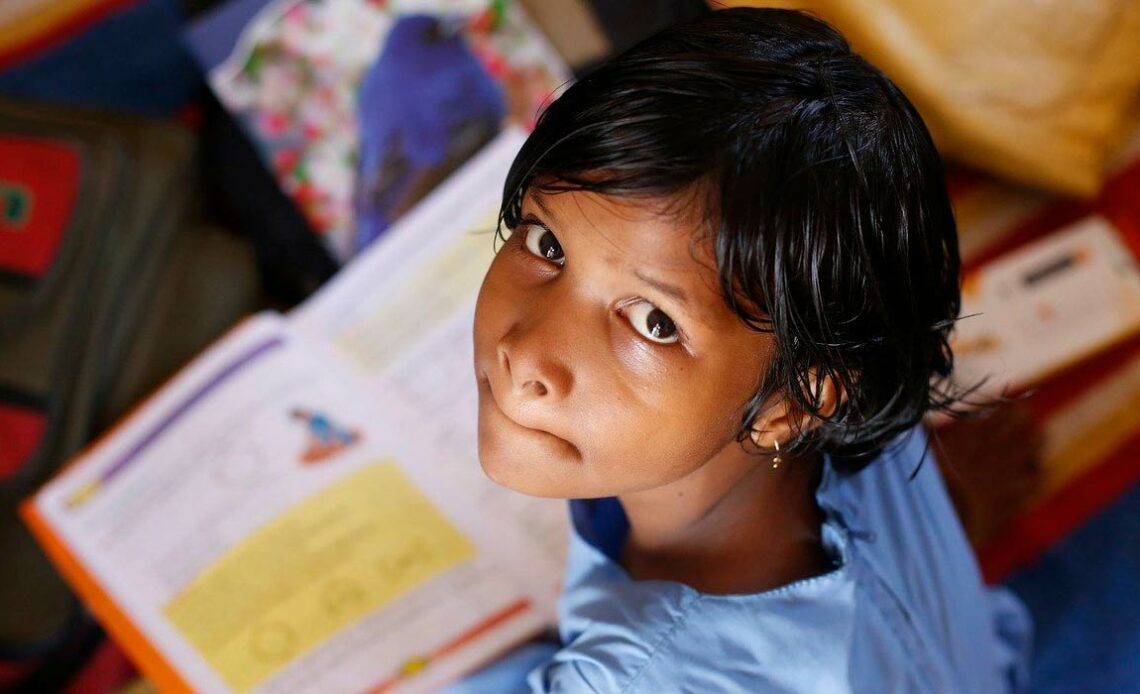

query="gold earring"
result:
[771,440,782,469]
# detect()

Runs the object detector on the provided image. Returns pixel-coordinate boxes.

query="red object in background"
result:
[0,400,46,480]
[978,330,1140,584]
[979,429,1140,583]
[0,660,39,692]
[63,638,139,694]
[0,137,81,281]
[974,155,1140,582]
[943,163,991,201]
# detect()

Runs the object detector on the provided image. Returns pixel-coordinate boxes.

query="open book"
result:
[22,131,569,693]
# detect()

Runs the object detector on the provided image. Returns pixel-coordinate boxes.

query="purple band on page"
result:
[96,336,285,486]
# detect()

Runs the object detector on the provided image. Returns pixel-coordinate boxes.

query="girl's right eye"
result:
[623,299,680,345]
[523,224,565,266]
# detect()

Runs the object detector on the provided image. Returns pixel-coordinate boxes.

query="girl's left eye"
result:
[624,300,680,344]
[523,224,565,266]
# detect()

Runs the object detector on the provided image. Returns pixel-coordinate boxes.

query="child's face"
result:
[473,186,774,499]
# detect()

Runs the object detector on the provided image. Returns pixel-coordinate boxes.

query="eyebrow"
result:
[633,269,690,307]
[530,192,559,226]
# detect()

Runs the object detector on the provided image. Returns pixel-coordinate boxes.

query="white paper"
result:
[952,215,1140,392]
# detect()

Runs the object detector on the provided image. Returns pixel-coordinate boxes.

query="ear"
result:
[748,369,844,450]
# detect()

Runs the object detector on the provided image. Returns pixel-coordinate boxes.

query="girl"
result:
[466,8,1031,692]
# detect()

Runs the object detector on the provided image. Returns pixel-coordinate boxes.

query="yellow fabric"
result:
[723,1,1140,196]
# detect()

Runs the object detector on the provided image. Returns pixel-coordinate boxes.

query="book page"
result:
[30,314,546,693]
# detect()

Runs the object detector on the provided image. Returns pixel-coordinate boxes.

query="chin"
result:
[476,436,577,499]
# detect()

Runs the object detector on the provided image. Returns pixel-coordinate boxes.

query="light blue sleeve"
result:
[440,636,648,694]
[523,578,702,693]
[528,659,620,693]
[523,572,859,693]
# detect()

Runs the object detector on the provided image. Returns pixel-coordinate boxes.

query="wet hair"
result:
[499,8,962,471]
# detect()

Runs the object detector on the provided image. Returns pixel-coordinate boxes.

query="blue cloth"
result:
[1007,481,1140,693]
[0,0,199,117]
[353,14,505,252]
[452,428,1032,692]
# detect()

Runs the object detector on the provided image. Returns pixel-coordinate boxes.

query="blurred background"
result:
[1,0,1138,691]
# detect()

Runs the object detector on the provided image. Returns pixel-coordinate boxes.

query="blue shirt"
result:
[453,428,1032,693]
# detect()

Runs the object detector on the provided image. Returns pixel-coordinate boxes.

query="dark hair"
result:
[499,8,962,470]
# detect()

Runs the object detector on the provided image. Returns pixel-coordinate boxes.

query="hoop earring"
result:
[771,440,783,470]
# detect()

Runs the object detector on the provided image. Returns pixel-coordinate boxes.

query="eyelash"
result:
[513,219,687,347]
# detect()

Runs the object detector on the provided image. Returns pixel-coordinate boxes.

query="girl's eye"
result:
[523,224,565,266]
[625,300,679,344]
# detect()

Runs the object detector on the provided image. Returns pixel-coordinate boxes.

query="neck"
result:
[618,444,828,594]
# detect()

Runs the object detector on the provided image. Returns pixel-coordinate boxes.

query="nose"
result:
[496,305,574,401]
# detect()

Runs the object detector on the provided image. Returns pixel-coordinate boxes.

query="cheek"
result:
[610,327,672,385]
[573,357,745,491]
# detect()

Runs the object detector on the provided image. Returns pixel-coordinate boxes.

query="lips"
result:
[477,374,579,457]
